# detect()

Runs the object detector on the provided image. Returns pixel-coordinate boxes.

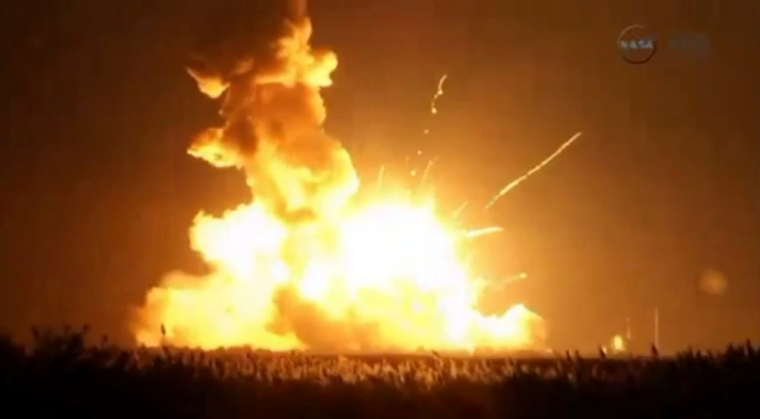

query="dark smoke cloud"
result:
[185,0,356,220]
[186,0,309,160]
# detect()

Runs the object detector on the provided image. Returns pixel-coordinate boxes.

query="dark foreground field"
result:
[1,328,759,418]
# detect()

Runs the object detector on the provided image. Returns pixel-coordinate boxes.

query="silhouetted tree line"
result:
[0,326,758,418]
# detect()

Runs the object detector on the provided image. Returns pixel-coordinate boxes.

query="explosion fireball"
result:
[132,1,576,352]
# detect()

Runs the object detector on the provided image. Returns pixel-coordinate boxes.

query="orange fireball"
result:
[131,10,547,352]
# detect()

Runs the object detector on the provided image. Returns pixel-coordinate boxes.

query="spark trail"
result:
[485,132,582,210]
[424,74,448,135]
[431,74,448,115]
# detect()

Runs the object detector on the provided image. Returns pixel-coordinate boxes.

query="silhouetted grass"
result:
[0,326,758,418]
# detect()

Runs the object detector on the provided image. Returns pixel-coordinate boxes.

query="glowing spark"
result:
[485,132,582,210]
[611,334,626,353]
[376,165,385,189]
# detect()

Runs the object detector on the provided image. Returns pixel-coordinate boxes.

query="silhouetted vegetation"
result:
[1,326,759,418]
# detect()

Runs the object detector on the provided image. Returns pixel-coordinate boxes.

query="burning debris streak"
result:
[485,132,582,210]
[431,74,448,115]
[465,226,504,239]
[376,165,385,189]
[132,1,555,352]
[419,157,438,187]
[502,272,528,285]
[451,202,469,220]
[424,74,447,135]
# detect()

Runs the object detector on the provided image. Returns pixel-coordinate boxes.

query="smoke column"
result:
[186,0,358,222]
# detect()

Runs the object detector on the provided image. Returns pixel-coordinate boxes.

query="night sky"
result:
[0,0,757,352]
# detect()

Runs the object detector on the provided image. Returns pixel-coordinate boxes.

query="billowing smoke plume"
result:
[187,0,358,221]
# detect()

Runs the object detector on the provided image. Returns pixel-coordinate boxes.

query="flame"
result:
[611,334,626,353]
[131,10,548,352]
